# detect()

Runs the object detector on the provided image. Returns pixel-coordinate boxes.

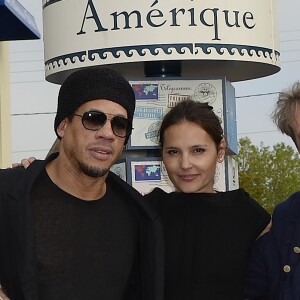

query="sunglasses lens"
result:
[82,111,107,130]
[111,116,129,137]
[80,111,129,138]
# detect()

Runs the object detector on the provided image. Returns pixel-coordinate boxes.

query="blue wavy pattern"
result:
[43,0,63,9]
[45,43,280,69]
[195,43,280,60]
[45,51,86,69]
[88,43,193,60]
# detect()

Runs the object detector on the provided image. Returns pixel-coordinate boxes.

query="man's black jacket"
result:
[0,154,164,300]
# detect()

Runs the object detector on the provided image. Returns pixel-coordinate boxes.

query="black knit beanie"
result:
[54,66,136,143]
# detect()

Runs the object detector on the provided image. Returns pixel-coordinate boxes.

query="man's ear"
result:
[56,119,68,138]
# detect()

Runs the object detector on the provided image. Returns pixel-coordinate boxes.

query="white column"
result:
[0,41,12,168]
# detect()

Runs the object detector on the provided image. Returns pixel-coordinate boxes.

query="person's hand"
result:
[257,220,272,239]
[12,157,36,169]
[0,285,10,300]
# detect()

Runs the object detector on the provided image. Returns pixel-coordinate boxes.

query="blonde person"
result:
[245,81,300,300]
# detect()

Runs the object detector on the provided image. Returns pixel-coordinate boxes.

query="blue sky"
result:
[8,0,300,162]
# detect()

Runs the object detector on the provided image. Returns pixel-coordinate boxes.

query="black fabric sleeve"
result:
[241,189,271,239]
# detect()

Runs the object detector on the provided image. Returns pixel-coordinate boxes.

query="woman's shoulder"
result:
[218,187,247,197]
[218,188,269,212]
[144,187,175,210]
[218,188,256,203]
[145,187,170,201]
[213,188,249,205]
[223,188,270,220]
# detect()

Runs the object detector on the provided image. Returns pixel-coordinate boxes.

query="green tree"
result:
[236,137,300,213]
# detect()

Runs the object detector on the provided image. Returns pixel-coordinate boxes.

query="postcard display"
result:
[109,77,239,195]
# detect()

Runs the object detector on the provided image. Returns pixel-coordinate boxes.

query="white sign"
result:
[127,77,237,154]
[126,157,227,194]
[43,0,280,83]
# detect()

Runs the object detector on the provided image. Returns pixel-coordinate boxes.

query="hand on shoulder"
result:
[257,220,272,239]
[12,157,36,169]
[0,284,10,300]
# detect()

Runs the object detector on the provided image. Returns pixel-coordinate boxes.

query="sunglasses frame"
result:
[73,110,132,138]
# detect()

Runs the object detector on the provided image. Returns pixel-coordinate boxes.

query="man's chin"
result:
[79,163,109,178]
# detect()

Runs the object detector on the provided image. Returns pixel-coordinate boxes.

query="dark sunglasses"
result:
[73,110,131,138]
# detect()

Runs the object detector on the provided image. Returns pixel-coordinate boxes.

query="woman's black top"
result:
[146,188,270,300]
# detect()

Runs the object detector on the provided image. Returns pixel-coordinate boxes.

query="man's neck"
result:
[45,157,107,201]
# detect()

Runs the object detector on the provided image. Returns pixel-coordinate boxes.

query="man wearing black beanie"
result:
[0,66,164,300]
